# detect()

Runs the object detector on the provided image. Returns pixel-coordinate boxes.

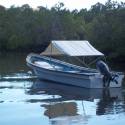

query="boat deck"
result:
[34,61,80,73]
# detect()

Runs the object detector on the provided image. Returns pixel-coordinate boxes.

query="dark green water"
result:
[0,53,125,125]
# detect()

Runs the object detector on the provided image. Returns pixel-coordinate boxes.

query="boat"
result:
[26,40,124,88]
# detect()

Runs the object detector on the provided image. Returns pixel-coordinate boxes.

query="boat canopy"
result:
[41,40,104,56]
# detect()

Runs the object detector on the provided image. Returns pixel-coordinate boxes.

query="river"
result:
[0,53,125,125]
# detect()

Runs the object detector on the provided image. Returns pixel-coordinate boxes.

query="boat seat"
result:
[34,61,63,70]
[34,61,53,69]
[67,70,79,73]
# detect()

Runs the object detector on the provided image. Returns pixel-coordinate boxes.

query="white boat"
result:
[26,40,124,88]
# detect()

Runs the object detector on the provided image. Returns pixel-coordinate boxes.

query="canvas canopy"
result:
[41,40,104,56]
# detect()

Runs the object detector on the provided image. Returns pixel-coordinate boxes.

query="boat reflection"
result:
[27,80,124,125]
[27,80,123,102]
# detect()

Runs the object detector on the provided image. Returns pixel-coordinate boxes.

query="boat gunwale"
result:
[27,53,98,70]
[26,53,98,76]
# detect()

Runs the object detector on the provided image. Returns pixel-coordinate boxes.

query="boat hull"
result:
[33,66,124,88]
[26,54,124,88]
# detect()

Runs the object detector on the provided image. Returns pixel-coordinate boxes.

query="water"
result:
[0,53,125,125]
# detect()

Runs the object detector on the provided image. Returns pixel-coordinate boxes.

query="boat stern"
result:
[90,72,124,88]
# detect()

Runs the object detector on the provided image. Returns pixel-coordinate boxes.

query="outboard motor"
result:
[96,60,118,87]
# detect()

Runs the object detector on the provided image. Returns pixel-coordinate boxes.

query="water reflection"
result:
[0,72,37,81]
[0,74,125,125]
[96,89,125,115]
[27,80,123,102]
[26,79,125,125]
[0,53,29,75]
[42,102,77,118]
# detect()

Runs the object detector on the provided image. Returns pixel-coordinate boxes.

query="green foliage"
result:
[0,1,125,60]
[85,1,125,58]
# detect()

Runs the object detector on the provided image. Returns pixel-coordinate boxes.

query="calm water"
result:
[0,53,125,125]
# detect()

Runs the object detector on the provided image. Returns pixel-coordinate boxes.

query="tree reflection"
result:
[96,88,123,115]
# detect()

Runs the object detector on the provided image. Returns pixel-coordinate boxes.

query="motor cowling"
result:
[96,60,111,77]
[96,60,118,87]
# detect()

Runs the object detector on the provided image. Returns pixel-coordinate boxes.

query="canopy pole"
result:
[51,43,52,57]
[50,44,57,70]
[74,57,90,68]
[49,43,52,63]
[87,57,100,66]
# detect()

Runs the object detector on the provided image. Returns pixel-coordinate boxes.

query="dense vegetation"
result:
[0,0,125,60]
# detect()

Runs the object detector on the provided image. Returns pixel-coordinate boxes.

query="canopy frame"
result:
[41,40,104,68]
